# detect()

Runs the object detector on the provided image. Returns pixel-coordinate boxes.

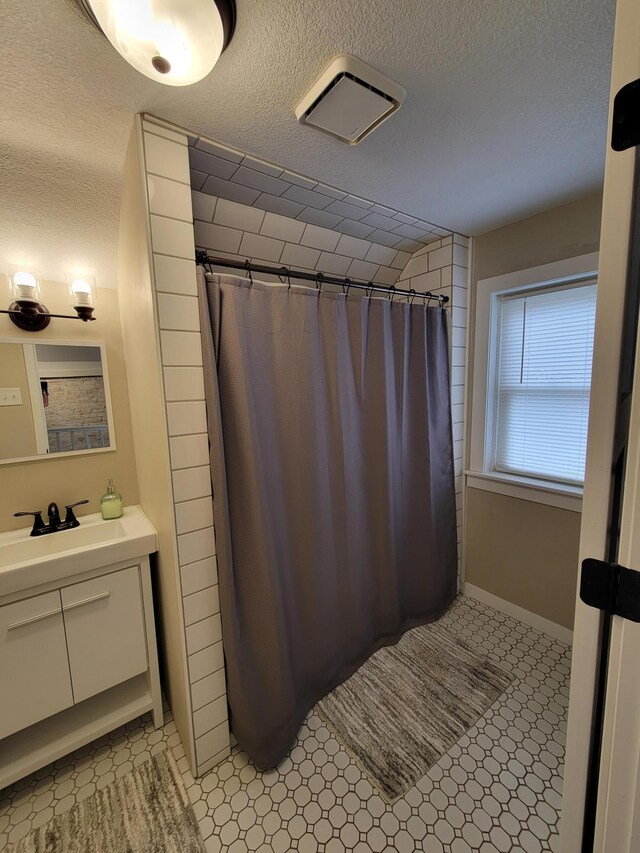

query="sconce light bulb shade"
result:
[79,0,236,86]
[10,271,41,304]
[71,278,93,305]
[13,271,37,288]
[67,275,97,320]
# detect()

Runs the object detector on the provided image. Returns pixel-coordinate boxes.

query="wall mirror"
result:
[0,339,115,464]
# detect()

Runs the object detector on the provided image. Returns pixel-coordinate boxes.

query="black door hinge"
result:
[612,78,640,151]
[581,558,640,622]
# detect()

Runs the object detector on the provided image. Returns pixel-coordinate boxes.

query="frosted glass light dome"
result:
[82,0,234,86]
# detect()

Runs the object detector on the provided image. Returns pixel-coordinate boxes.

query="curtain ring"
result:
[277,266,292,291]
[410,288,417,304]
[388,284,396,302]
[366,282,375,299]
[343,277,352,298]
[316,272,324,294]
[244,260,253,285]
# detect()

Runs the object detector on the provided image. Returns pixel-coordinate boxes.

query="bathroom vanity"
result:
[0,506,162,789]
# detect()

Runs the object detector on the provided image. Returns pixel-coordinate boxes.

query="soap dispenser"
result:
[100,477,123,520]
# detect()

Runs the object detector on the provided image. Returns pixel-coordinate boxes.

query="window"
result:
[468,253,599,510]
[491,282,597,485]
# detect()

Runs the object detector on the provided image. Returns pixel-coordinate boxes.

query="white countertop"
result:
[0,506,157,597]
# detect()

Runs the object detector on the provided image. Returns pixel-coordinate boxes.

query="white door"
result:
[61,565,148,703]
[0,590,74,738]
[561,0,640,850]
[592,358,640,850]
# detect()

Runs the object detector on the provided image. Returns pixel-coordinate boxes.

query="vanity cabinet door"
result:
[0,590,74,739]
[61,566,148,703]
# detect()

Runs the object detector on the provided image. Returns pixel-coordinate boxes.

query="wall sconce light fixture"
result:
[2,271,97,332]
[77,0,236,87]
[69,276,96,322]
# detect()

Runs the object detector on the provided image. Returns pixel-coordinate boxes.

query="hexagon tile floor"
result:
[0,594,570,852]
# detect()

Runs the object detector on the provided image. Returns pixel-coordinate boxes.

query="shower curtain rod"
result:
[196,251,449,305]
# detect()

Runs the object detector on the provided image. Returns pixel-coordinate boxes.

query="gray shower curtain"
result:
[198,270,457,770]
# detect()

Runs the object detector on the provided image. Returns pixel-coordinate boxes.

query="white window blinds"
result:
[493,281,597,485]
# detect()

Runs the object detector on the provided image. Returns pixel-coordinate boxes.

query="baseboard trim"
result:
[464,583,573,646]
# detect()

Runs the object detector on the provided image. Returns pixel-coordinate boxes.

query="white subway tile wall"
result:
[161,334,202,368]
[166,400,208,436]
[154,255,197,296]
[175,496,215,534]
[177,527,216,572]
[180,556,218,597]
[189,641,225,683]
[191,667,226,711]
[157,293,200,331]
[163,367,205,402]
[142,120,230,776]
[145,133,191,184]
[182,129,456,253]
[172,466,213,503]
[398,233,469,587]
[187,613,222,655]
[150,215,195,259]
[192,192,424,288]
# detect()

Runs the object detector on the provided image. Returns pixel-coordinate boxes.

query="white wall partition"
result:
[136,117,230,776]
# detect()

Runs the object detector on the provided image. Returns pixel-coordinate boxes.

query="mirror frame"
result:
[0,337,116,465]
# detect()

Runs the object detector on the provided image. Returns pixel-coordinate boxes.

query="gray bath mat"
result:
[7,749,205,853]
[317,620,514,800]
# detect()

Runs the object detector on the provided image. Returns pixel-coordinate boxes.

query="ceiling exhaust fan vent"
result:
[295,55,406,145]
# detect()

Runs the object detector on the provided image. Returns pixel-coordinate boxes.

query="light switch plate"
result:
[0,388,22,406]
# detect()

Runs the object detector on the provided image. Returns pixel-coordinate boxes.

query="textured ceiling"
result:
[0,0,614,286]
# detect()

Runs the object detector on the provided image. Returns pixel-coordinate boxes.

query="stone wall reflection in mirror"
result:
[0,340,115,463]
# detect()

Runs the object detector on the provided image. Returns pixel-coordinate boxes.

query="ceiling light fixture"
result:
[77,0,236,86]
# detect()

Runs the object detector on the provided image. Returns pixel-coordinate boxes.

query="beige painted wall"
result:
[466,489,582,628]
[466,191,603,629]
[472,192,604,279]
[0,343,37,459]
[0,279,138,532]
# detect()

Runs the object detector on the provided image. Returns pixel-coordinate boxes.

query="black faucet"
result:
[14,500,90,536]
[48,502,62,528]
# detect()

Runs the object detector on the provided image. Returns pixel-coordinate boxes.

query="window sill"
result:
[464,470,583,513]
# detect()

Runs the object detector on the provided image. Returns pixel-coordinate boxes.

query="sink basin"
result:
[0,520,127,566]
[0,506,157,596]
